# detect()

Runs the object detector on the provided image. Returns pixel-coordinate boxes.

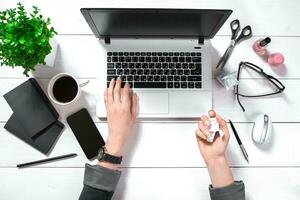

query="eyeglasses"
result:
[234,62,285,112]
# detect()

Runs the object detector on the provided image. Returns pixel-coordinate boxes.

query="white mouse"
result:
[252,114,272,144]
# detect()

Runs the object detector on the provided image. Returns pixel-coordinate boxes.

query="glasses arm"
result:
[268,75,286,92]
[235,85,246,112]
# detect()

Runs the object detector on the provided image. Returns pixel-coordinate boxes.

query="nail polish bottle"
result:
[252,37,271,54]
[268,53,284,65]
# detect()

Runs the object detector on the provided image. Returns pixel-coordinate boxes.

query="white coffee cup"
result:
[47,73,89,105]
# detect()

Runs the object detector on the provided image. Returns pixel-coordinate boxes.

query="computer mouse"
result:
[252,114,272,144]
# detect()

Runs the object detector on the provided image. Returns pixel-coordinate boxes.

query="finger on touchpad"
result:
[137,93,169,114]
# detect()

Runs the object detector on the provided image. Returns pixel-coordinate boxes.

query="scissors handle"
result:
[236,25,252,43]
[230,19,240,40]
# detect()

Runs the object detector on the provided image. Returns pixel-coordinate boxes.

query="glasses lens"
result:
[238,64,281,97]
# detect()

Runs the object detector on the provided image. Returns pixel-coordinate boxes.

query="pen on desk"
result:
[17,153,77,168]
[229,120,249,163]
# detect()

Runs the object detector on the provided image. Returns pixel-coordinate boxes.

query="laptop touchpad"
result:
[137,92,169,114]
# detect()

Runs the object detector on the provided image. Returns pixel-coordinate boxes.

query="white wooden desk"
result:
[1,0,300,199]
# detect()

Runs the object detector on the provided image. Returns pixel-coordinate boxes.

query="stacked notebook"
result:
[3,78,64,155]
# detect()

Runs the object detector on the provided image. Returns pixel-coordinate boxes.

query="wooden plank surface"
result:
[1,78,299,122]
[214,79,300,122]
[1,122,299,167]
[0,168,299,200]
[0,36,298,79]
[0,79,99,122]
[1,0,299,199]
[0,0,300,36]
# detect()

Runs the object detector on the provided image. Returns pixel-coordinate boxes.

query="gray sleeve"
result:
[209,181,245,200]
[83,163,122,192]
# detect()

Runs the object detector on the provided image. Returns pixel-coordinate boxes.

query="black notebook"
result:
[4,78,59,138]
[4,114,64,155]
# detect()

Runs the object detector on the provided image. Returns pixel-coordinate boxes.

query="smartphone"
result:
[67,108,105,159]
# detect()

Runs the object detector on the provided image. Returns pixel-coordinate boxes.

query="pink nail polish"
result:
[268,53,284,65]
[252,37,271,55]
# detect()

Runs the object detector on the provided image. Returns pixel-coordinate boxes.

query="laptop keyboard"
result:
[106,52,202,89]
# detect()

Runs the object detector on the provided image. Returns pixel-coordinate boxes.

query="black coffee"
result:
[52,76,78,103]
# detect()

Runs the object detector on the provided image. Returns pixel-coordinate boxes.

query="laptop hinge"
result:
[103,36,203,44]
[104,36,111,44]
[198,37,204,45]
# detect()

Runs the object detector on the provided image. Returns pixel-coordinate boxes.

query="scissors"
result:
[216,19,252,70]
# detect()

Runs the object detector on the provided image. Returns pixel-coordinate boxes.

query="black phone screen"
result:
[67,108,105,159]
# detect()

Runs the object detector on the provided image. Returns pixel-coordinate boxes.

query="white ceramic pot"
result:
[44,37,58,67]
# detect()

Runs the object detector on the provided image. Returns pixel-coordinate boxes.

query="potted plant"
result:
[0,2,57,76]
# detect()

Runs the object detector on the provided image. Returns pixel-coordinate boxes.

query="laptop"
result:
[80,8,232,118]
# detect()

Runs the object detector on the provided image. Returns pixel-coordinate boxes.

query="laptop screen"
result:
[81,9,232,39]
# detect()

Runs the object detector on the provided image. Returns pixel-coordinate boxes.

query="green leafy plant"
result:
[0,2,57,76]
